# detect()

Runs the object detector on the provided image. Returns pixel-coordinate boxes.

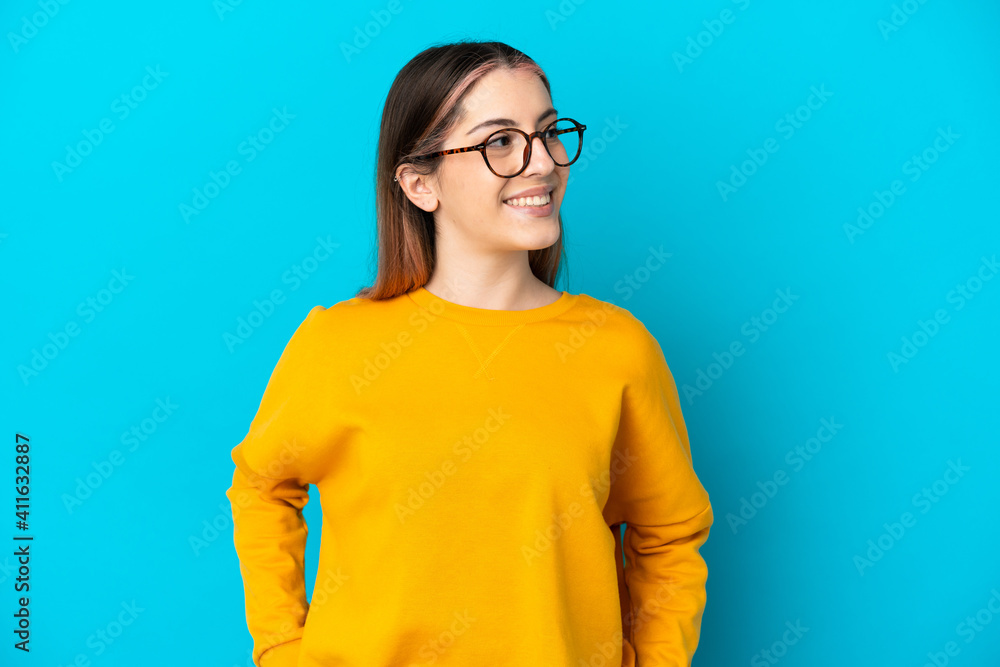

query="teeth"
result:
[504,192,551,207]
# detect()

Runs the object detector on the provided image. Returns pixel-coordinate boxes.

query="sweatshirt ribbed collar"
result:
[406,286,578,326]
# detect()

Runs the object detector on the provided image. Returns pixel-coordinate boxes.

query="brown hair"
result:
[355,40,568,301]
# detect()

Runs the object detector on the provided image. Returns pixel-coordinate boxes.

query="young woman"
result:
[227,40,714,667]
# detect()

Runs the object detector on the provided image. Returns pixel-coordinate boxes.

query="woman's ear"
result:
[395,168,440,213]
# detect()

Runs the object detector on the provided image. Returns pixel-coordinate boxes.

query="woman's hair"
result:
[355,40,568,301]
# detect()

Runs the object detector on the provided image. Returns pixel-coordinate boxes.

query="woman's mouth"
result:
[502,191,554,216]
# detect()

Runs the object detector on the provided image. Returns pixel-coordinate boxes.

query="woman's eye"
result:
[486,134,510,148]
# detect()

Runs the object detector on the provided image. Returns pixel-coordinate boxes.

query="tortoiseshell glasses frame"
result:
[401,117,587,179]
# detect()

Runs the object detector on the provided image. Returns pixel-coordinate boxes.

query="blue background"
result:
[2,1,998,665]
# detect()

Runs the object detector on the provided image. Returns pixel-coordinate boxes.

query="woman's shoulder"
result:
[550,291,668,368]
[299,290,414,334]
[567,292,653,337]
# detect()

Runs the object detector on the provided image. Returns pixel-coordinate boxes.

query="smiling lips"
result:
[503,192,552,207]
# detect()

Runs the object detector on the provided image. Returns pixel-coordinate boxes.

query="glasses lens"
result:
[546,119,582,167]
[483,120,583,176]
[484,130,528,177]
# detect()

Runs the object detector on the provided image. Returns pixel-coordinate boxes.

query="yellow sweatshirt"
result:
[226,286,714,667]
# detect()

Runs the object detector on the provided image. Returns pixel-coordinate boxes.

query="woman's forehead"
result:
[460,74,552,130]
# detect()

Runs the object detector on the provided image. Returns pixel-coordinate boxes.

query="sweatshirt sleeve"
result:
[226,305,327,667]
[602,322,714,667]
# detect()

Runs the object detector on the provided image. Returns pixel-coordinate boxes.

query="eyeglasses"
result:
[405,117,587,179]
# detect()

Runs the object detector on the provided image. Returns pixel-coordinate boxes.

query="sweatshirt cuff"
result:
[259,639,301,667]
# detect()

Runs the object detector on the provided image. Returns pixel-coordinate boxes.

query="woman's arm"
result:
[603,322,714,667]
[227,446,309,666]
[226,305,327,666]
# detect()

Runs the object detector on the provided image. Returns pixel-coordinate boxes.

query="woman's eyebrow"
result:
[465,107,558,136]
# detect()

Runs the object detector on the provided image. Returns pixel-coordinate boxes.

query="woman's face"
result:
[404,67,568,254]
